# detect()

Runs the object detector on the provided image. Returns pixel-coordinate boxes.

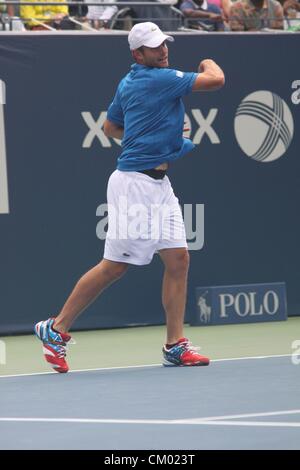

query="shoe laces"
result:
[180,339,201,355]
[55,338,76,359]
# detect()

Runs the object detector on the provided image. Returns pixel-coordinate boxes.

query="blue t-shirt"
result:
[107,64,198,171]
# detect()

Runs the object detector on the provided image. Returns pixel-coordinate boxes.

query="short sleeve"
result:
[107,86,124,127]
[154,68,198,100]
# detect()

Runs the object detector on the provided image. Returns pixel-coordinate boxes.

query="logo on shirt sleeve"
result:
[176,71,184,78]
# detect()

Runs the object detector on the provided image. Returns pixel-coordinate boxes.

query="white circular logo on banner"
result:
[234,91,294,162]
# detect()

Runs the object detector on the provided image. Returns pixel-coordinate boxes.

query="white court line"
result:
[0,418,172,425]
[181,420,300,428]
[0,414,300,428]
[0,353,293,379]
[174,409,300,423]
[212,354,293,362]
[0,363,161,379]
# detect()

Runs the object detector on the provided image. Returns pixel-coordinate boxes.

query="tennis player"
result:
[35,22,225,373]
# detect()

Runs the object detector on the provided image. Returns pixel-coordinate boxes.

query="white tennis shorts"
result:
[104,169,187,265]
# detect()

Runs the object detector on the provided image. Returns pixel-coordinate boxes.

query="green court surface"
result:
[0,317,299,376]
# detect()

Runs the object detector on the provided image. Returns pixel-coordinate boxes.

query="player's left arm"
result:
[192,59,225,92]
[103,119,124,140]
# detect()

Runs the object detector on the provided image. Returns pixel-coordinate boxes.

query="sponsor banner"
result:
[192,283,287,326]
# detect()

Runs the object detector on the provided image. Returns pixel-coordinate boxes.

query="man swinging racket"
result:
[35,22,225,372]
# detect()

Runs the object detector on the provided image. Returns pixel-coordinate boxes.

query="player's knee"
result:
[177,250,190,273]
[100,260,128,281]
[167,250,190,277]
[112,263,128,280]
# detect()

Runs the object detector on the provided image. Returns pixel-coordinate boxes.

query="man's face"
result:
[134,41,169,68]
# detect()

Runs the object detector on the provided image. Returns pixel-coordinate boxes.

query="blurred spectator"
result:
[208,0,232,19]
[84,0,117,29]
[0,0,25,30]
[1,0,14,28]
[0,0,14,18]
[280,0,300,29]
[279,0,300,14]
[180,0,225,30]
[69,0,88,18]
[20,0,75,30]
[229,0,284,30]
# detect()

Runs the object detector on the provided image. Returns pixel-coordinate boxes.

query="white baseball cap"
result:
[128,22,174,51]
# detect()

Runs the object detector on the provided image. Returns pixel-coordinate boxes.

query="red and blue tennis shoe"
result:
[34,318,74,373]
[162,337,210,367]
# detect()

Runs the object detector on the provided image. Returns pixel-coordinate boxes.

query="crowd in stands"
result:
[0,0,299,31]
[178,0,300,30]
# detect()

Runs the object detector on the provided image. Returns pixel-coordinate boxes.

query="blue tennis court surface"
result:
[0,355,299,449]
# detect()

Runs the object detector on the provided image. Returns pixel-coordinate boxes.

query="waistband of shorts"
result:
[137,168,167,180]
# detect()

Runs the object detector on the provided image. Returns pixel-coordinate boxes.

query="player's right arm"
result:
[192,59,225,92]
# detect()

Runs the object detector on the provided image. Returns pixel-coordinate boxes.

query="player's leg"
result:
[34,259,128,373]
[159,248,209,367]
[159,248,210,366]
[159,247,189,345]
[53,259,128,333]
[157,181,210,367]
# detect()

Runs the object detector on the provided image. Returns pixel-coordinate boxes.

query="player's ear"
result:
[132,48,144,63]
